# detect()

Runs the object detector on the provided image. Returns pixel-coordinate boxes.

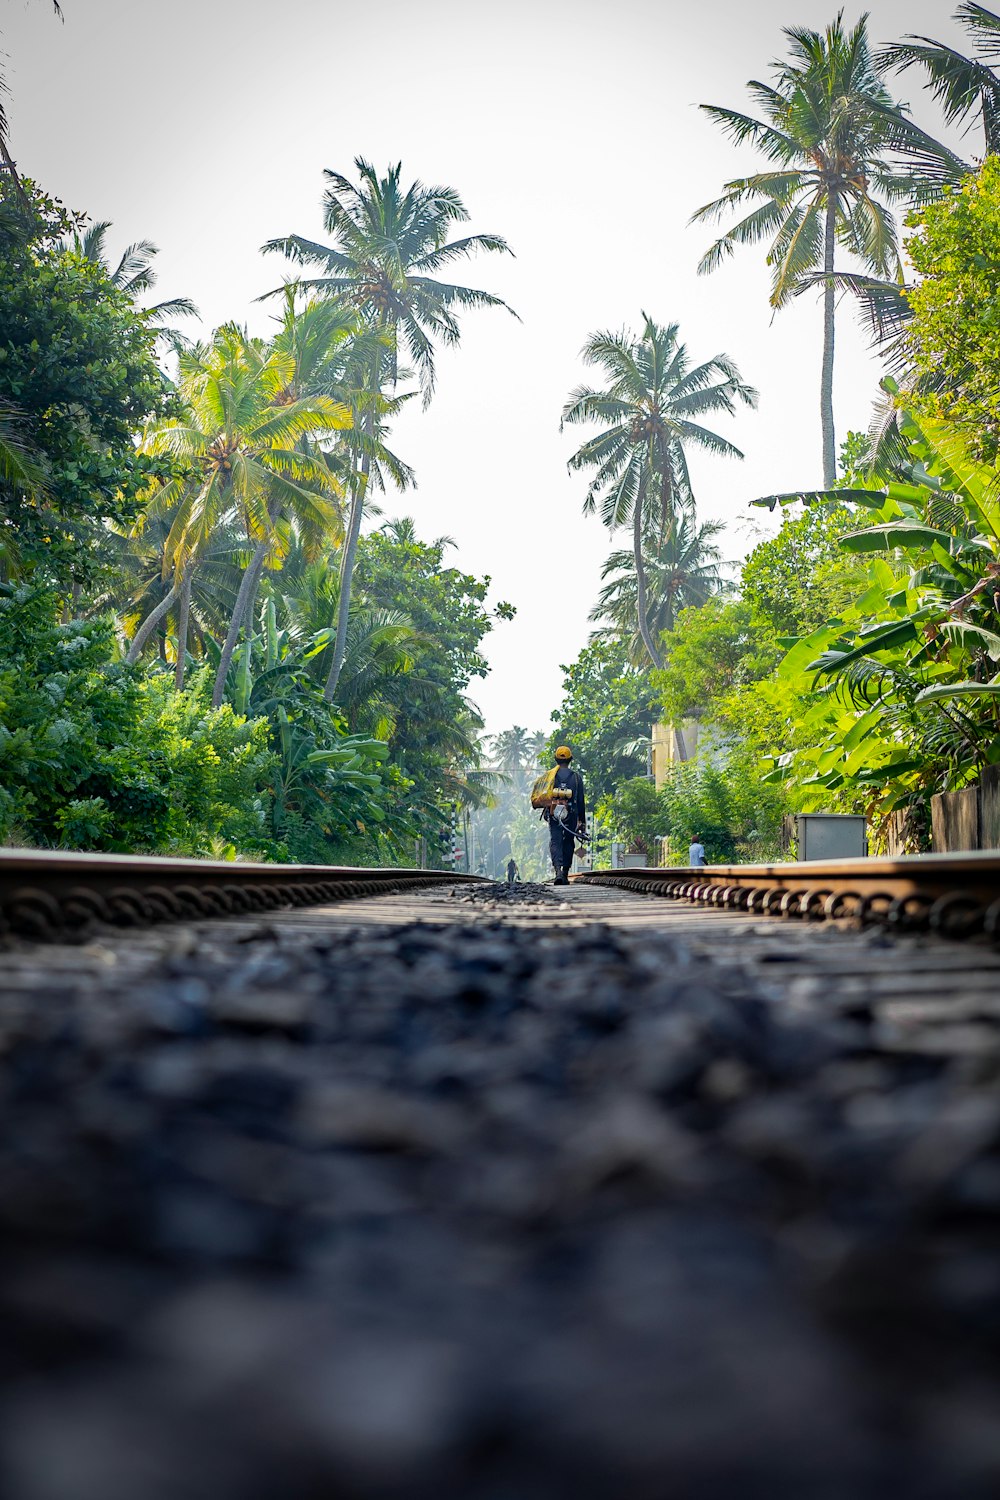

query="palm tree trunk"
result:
[634,489,664,672]
[821,195,837,490]
[212,498,281,709]
[324,419,372,704]
[211,532,272,709]
[126,578,182,665]
[174,570,192,690]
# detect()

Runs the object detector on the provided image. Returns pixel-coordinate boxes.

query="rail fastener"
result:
[575,852,1000,941]
[0,849,483,942]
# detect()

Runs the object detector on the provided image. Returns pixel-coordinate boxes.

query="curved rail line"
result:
[575,852,1000,940]
[0,849,481,942]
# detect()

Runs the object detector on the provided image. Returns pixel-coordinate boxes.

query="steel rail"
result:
[575,852,1000,940]
[0,849,482,942]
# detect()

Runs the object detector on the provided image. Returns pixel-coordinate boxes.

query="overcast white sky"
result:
[2,0,969,737]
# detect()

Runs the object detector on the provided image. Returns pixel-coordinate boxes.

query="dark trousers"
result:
[549,818,577,872]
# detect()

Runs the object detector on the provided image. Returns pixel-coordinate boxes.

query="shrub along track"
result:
[2,863,1000,1497]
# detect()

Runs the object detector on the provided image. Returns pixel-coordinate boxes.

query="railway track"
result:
[2,870,1000,1495]
[578,850,1000,939]
[0,848,480,941]
[6,846,1000,944]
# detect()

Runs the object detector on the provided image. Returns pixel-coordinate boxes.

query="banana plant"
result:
[757,411,1000,836]
[215,597,393,847]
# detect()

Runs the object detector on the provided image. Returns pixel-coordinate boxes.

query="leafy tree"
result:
[265,159,515,701]
[656,599,776,727]
[105,508,244,690]
[548,634,660,808]
[562,314,754,668]
[905,156,1000,463]
[0,405,48,580]
[693,13,937,485]
[0,178,171,586]
[601,777,665,858]
[741,501,868,637]
[645,487,869,857]
[270,556,420,738]
[491,725,535,779]
[470,726,551,880]
[351,520,504,827]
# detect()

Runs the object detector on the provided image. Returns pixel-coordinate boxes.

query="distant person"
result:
[688,834,707,868]
[531,745,586,886]
[506,858,519,885]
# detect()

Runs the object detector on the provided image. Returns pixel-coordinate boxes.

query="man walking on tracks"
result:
[531,745,586,886]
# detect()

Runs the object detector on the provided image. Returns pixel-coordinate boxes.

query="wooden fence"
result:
[931,765,1000,852]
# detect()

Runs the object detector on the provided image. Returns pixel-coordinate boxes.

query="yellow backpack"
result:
[530,767,559,811]
[531,767,576,812]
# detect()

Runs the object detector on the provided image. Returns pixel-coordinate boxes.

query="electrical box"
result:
[612,842,648,869]
[796,814,867,861]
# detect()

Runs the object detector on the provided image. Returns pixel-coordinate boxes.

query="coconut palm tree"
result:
[692,12,948,487]
[99,507,245,687]
[562,315,755,671]
[591,509,729,666]
[490,726,533,779]
[63,220,197,334]
[133,321,350,704]
[264,159,516,702]
[881,4,1000,158]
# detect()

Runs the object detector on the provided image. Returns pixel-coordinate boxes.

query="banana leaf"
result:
[915,680,1000,704]
[839,521,952,553]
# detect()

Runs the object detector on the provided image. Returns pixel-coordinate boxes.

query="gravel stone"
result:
[0,882,999,1498]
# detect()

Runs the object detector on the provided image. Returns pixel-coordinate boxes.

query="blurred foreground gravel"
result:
[2,881,1000,1499]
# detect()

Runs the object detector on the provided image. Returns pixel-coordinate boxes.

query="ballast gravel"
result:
[0,883,999,1498]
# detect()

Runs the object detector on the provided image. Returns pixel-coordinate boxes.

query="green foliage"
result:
[602,777,665,857]
[351,521,500,824]
[265,158,515,404]
[548,635,660,810]
[217,596,409,862]
[906,157,1000,463]
[0,179,171,585]
[882,5,1000,160]
[0,171,510,865]
[741,504,869,637]
[0,587,275,853]
[656,599,776,727]
[265,159,515,701]
[601,754,785,865]
[766,413,1000,845]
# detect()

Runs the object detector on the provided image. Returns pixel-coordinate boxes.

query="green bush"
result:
[0,587,275,854]
[602,751,784,866]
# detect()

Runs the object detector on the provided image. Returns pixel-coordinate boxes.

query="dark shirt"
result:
[553,765,586,829]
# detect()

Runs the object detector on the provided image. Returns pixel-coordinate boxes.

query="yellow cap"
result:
[554,746,573,761]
